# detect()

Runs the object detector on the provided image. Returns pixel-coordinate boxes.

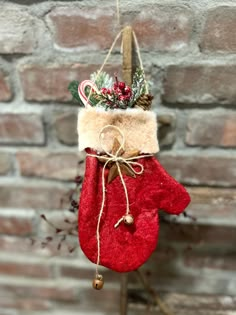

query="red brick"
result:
[54,111,78,145]
[0,185,69,210]
[0,297,51,311]
[131,293,236,312]
[0,153,11,175]
[201,7,236,52]
[0,114,45,145]
[184,251,236,271]
[0,236,33,253]
[160,222,236,245]
[0,8,35,54]
[0,211,35,236]
[130,7,192,51]
[0,236,47,255]
[0,72,12,101]
[47,7,116,50]
[157,113,176,146]
[17,151,83,181]
[2,283,78,302]
[187,187,236,221]
[186,111,236,147]
[159,152,236,186]
[0,235,73,257]
[20,64,119,102]
[0,261,51,278]
[163,65,236,105]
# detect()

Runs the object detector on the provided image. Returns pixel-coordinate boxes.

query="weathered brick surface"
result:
[0,236,36,254]
[184,251,236,271]
[186,111,236,147]
[1,282,78,302]
[160,223,236,245]
[187,187,236,220]
[20,64,119,102]
[54,111,78,145]
[0,185,69,210]
[0,7,35,54]
[0,114,45,145]
[131,293,236,314]
[0,235,71,257]
[0,297,51,311]
[0,211,35,236]
[159,153,236,186]
[0,72,12,101]
[163,65,236,105]
[157,113,176,147]
[131,7,192,51]
[47,7,116,50]
[201,7,236,53]
[0,153,11,175]
[0,261,51,278]
[17,151,83,181]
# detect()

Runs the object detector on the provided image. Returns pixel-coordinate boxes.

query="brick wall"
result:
[0,0,236,314]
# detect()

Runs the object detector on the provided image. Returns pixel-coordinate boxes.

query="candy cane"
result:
[78,80,99,108]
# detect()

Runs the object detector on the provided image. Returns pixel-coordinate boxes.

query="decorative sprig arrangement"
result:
[68,69,153,110]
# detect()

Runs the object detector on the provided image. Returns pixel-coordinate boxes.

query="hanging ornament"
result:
[68,29,191,289]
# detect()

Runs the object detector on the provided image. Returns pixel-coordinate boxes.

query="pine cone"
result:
[134,94,154,110]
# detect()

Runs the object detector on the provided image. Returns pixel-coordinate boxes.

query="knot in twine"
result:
[87,125,152,277]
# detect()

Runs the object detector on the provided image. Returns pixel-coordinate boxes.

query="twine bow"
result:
[87,125,152,277]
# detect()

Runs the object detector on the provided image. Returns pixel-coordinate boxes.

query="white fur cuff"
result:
[78,107,159,154]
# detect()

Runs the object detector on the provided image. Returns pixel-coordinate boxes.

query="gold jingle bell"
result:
[92,274,104,290]
[123,214,134,225]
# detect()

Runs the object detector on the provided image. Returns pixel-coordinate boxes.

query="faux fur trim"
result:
[78,107,159,154]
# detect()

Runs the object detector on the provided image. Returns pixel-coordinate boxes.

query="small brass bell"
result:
[123,214,134,225]
[92,274,104,290]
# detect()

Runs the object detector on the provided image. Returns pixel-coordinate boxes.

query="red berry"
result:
[115,88,122,95]
[118,82,126,90]
[119,95,126,101]
[101,88,107,94]
[124,86,131,94]
[113,83,118,90]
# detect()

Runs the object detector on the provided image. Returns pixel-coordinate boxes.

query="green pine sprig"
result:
[68,81,84,106]
[90,71,113,89]
[129,68,146,107]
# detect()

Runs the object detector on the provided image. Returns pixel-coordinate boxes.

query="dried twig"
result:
[135,269,175,315]
[120,274,128,315]
[31,162,82,254]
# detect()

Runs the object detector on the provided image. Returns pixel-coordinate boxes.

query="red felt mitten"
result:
[78,107,191,274]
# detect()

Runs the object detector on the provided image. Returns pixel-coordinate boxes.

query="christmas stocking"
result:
[75,72,191,289]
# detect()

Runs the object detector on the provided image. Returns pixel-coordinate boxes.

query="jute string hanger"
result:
[91,1,148,93]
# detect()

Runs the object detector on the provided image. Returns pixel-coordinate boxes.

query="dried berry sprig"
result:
[31,163,83,254]
[68,68,153,111]
[94,76,132,110]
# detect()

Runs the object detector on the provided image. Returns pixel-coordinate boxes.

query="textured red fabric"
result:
[78,149,191,273]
